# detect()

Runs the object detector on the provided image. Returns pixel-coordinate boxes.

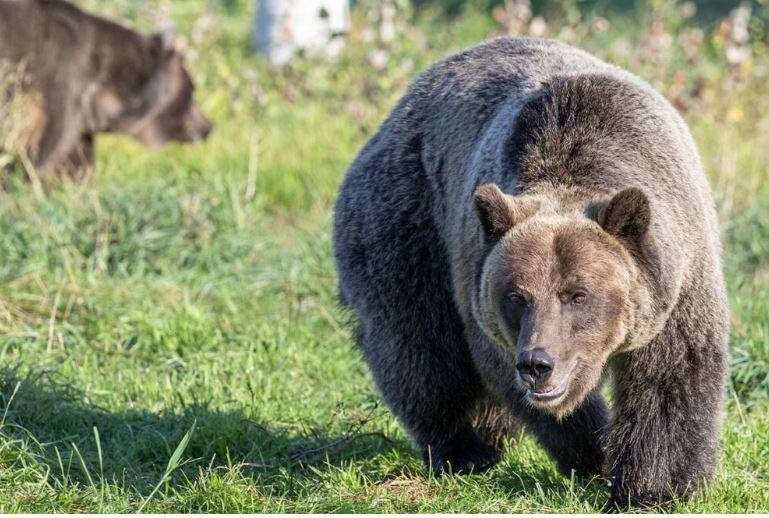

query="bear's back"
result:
[336,37,719,306]
[395,38,614,170]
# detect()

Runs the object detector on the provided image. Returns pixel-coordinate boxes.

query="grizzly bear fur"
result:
[333,38,728,508]
[0,0,212,179]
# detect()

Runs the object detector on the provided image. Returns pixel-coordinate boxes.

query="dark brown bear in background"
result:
[0,0,212,180]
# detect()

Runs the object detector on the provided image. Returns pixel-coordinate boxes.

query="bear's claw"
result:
[424,429,502,475]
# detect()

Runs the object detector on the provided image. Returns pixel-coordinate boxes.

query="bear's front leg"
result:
[423,424,503,475]
[605,317,727,509]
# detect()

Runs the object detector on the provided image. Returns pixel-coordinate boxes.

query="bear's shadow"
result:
[0,369,603,508]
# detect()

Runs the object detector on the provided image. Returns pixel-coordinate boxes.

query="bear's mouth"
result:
[529,380,568,401]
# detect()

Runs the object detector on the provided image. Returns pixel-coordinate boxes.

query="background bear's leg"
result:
[514,392,609,478]
[60,134,94,181]
[33,90,79,175]
[604,290,728,508]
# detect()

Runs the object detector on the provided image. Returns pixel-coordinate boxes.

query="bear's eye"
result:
[570,292,587,306]
[502,291,527,329]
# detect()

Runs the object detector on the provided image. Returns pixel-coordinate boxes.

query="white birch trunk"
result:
[252,0,350,65]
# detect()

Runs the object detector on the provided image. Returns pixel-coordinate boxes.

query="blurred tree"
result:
[252,0,350,65]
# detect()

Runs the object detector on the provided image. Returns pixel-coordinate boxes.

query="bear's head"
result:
[90,27,212,147]
[471,183,655,418]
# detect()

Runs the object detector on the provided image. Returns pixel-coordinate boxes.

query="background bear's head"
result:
[471,183,656,418]
[89,27,212,147]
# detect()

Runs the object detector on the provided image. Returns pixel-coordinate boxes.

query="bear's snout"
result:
[515,348,554,388]
[186,104,213,142]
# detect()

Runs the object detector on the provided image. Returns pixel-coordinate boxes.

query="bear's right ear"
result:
[474,184,537,241]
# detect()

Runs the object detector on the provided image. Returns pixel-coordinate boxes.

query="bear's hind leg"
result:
[472,398,521,447]
[517,392,609,479]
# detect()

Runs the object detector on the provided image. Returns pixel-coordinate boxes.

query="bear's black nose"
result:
[516,349,554,387]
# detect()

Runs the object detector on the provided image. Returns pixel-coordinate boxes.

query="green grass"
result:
[0,0,768,512]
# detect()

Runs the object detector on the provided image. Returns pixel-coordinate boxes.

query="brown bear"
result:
[0,0,212,180]
[333,37,728,508]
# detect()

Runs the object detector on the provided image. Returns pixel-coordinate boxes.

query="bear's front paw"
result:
[424,429,502,475]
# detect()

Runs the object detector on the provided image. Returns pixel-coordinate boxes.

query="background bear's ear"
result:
[474,184,538,241]
[149,23,177,56]
[598,187,651,243]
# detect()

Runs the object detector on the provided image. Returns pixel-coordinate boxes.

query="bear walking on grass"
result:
[333,38,728,508]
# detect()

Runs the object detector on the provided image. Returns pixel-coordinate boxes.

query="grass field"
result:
[1,0,768,512]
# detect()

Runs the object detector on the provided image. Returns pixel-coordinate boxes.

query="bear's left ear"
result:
[597,187,651,245]
[474,183,539,241]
